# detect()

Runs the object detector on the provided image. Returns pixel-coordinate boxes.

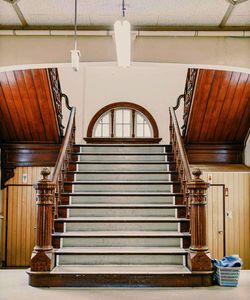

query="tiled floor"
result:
[0,270,250,300]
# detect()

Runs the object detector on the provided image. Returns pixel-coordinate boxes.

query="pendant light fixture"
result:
[71,0,81,71]
[114,0,131,67]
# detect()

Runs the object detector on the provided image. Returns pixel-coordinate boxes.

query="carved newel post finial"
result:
[187,168,212,271]
[192,168,202,180]
[41,167,50,180]
[30,168,55,272]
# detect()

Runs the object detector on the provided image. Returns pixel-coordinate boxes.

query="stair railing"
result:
[169,106,212,272]
[30,102,76,272]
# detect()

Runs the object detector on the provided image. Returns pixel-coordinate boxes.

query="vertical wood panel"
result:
[203,171,250,269]
[2,166,53,267]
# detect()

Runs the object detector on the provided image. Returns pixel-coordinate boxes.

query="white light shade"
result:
[70,49,81,71]
[114,20,131,67]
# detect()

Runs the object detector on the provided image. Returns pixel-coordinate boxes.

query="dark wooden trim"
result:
[86,102,160,139]
[185,143,244,164]
[0,143,61,188]
[27,271,213,287]
[84,137,162,144]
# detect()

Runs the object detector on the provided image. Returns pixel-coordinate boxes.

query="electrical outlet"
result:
[207,173,213,184]
[22,174,28,183]
[226,210,233,219]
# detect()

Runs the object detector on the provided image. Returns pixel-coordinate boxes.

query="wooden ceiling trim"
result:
[0,90,9,141]
[0,72,25,141]
[7,71,33,141]
[15,70,39,141]
[22,70,47,141]
[205,71,232,141]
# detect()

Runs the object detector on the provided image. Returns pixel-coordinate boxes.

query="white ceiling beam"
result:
[220,0,248,27]
[1,0,28,26]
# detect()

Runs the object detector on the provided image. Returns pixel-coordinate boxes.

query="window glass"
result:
[93,107,153,138]
[123,124,131,137]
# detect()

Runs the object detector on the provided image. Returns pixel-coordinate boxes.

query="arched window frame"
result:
[85,102,161,144]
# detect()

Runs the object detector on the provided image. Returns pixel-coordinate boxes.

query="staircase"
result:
[26,144,211,287]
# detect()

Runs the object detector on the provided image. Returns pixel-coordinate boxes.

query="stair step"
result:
[55,247,188,254]
[55,247,187,265]
[74,152,173,156]
[53,231,190,237]
[56,217,188,222]
[73,161,174,171]
[52,264,191,274]
[58,204,185,208]
[75,153,171,162]
[68,181,177,192]
[72,171,175,181]
[78,145,171,154]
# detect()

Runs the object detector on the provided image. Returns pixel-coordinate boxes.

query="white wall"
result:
[58,65,86,144]
[83,64,187,143]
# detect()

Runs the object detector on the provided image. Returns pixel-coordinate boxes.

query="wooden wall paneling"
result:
[223,73,249,141]
[22,70,47,141]
[185,70,215,143]
[6,72,32,141]
[198,71,223,142]
[41,70,61,142]
[0,69,61,143]
[32,69,59,143]
[14,71,39,141]
[2,166,53,267]
[203,171,250,269]
[204,71,232,142]
[0,74,21,141]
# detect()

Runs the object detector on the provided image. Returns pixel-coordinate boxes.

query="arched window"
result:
[85,102,161,143]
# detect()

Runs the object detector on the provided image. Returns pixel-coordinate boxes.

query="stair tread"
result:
[55,216,189,222]
[72,161,175,164]
[58,204,184,208]
[52,231,190,237]
[76,144,171,147]
[52,264,190,274]
[68,170,176,174]
[73,152,172,155]
[68,180,178,184]
[63,192,182,196]
[55,247,188,254]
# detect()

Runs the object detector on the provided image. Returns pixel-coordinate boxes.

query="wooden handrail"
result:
[52,107,76,183]
[169,105,212,271]
[169,107,191,182]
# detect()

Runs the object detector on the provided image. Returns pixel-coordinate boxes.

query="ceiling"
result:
[0,0,250,30]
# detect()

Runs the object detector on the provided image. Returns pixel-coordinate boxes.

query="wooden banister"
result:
[169,105,212,272]
[30,103,76,272]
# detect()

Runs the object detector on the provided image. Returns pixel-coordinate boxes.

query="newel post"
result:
[187,168,212,271]
[30,168,55,271]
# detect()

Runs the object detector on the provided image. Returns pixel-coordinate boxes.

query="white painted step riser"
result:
[66,223,178,231]
[71,195,175,204]
[79,155,167,162]
[57,254,184,265]
[68,208,176,217]
[77,164,169,171]
[80,146,166,153]
[74,173,171,181]
[73,184,172,192]
[62,237,181,247]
